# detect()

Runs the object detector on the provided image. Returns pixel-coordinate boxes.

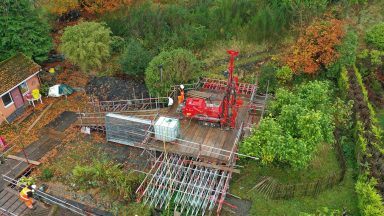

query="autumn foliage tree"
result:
[39,0,131,15]
[286,19,345,74]
[80,0,132,14]
[39,0,78,14]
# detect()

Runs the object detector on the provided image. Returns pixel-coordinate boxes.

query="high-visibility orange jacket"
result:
[19,187,32,201]
[178,90,185,104]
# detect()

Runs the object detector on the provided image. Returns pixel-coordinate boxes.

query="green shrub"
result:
[338,66,349,99]
[110,36,125,53]
[241,81,335,169]
[41,168,54,181]
[120,40,152,77]
[40,83,50,96]
[258,62,278,93]
[145,48,202,96]
[18,177,36,187]
[276,66,293,85]
[72,159,143,201]
[366,22,384,50]
[355,176,384,216]
[59,22,112,72]
[327,30,358,80]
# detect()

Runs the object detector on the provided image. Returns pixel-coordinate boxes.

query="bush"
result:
[72,159,143,201]
[286,19,345,74]
[276,66,293,85]
[110,36,125,53]
[366,22,384,50]
[241,81,335,169]
[145,48,202,96]
[327,30,358,80]
[258,62,278,93]
[39,83,50,96]
[60,21,112,72]
[120,40,152,77]
[41,168,54,181]
[355,176,384,216]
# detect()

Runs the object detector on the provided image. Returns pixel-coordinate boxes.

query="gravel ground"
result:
[86,76,149,101]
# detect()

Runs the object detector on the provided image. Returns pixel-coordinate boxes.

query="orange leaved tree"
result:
[39,0,79,14]
[286,19,345,74]
[80,0,132,14]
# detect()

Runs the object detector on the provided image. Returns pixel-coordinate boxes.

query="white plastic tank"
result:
[154,116,180,142]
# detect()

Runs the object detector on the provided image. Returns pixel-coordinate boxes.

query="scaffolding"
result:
[2,175,93,216]
[136,122,243,216]
[75,77,262,215]
[136,153,236,216]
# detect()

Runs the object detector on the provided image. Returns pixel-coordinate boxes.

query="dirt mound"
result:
[86,77,149,101]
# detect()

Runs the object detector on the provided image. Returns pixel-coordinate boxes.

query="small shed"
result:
[0,53,41,123]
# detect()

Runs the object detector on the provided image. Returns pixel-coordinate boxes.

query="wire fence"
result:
[254,131,347,199]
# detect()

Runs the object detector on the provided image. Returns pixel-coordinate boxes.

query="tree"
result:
[60,22,112,72]
[120,40,152,78]
[145,49,202,96]
[80,0,131,14]
[241,81,335,169]
[286,19,345,74]
[38,0,78,14]
[0,0,52,62]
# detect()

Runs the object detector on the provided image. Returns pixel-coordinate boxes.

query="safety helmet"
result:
[180,85,184,89]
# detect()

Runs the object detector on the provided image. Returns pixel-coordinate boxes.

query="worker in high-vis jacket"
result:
[178,85,185,104]
[19,185,36,209]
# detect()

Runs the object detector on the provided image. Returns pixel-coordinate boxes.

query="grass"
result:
[247,170,358,216]
[230,144,359,215]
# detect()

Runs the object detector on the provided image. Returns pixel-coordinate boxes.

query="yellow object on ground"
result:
[49,68,55,74]
[32,89,40,99]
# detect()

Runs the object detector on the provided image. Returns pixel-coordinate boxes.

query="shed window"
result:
[19,82,29,94]
[2,93,13,107]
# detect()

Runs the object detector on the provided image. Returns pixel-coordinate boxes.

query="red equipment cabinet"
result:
[182,98,222,123]
[181,50,243,128]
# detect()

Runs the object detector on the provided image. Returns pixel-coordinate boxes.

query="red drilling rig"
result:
[181,50,243,128]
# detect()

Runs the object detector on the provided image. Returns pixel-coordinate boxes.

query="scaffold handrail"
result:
[2,175,92,216]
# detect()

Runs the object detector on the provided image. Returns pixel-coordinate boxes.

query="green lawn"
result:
[230,144,359,215]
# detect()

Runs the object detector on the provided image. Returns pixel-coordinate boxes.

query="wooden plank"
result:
[13,202,28,216]
[0,192,13,208]
[7,155,40,166]
[200,127,216,157]
[26,103,53,133]
[181,120,198,140]
[190,161,240,174]
[211,131,229,160]
[0,190,8,200]
[1,195,18,212]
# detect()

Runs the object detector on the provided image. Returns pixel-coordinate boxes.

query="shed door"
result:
[10,88,24,109]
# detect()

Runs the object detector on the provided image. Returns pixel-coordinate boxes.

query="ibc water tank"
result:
[154,116,180,142]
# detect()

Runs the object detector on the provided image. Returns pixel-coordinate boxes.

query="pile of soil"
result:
[86,77,149,101]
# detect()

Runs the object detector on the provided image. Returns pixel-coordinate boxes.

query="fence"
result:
[253,130,347,199]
